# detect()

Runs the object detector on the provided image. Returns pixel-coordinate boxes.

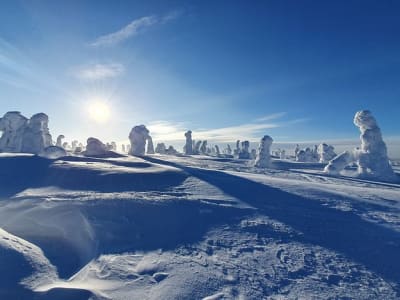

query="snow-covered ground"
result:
[1,153,400,299]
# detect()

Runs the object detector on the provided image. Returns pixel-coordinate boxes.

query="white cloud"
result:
[90,11,181,47]
[146,116,305,143]
[72,63,125,81]
[254,112,287,122]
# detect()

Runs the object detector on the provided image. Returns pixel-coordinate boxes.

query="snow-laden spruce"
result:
[184,130,193,155]
[147,136,155,154]
[325,110,396,181]
[129,125,150,156]
[254,135,273,168]
[20,113,53,154]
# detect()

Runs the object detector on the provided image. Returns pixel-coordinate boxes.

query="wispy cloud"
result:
[147,114,307,143]
[90,11,181,47]
[254,112,287,122]
[72,63,125,80]
[0,38,66,95]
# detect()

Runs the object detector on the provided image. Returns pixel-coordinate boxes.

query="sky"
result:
[0,0,400,149]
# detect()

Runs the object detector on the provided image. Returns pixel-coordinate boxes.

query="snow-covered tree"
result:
[83,137,108,156]
[0,111,28,152]
[325,110,396,181]
[317,143,336,163]
[155,143,167,154]
[56,135,65,148]
[184,130,193,155]
[129,125,150,156]
[238,141,250,159]
[147,136,155,154]
[254,135,273,168]
[200,140,207,154]
[20,113,53,154]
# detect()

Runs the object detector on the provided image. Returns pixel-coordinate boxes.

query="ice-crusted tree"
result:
[226,144,232,155]
[317,143,336,163]
[294,144,300,157]
[184,130,193,155]
[296,147,318,162]
[254,135,273,168]
[200,140,207,154]
[238,141,250,159]
[56,135,65,148]
[0,111,28,152]
[166,145,178,155]
[251,149,257,159]
[129,125,150,156]
[234,140,240,157]
[194,141,202,154]
[325,110,396,181]
[214,145,220,156]
[155,143,167,154]
[72,140,78,150]
[147,136,155,154]
[20,113,53,154]
[280,149,286,159]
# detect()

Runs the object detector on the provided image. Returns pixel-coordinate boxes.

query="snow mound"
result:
[39,146,67,159]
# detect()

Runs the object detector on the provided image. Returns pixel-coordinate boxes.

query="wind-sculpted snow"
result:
[0,154,399,299]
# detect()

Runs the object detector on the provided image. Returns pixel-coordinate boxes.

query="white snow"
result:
[0,147,399,299]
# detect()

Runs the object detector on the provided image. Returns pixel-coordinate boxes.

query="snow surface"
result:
[0,153,400,299]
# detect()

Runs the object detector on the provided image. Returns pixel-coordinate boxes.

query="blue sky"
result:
[0,0,399,146]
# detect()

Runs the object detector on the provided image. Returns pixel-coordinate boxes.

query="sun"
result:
[87,101,111,123]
